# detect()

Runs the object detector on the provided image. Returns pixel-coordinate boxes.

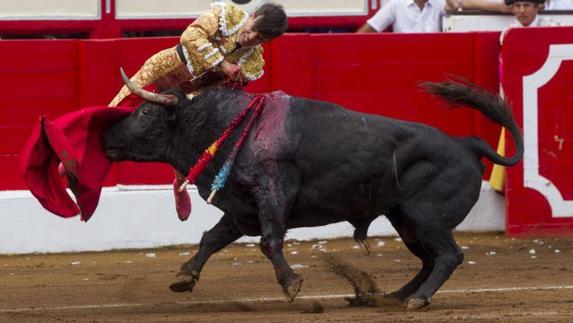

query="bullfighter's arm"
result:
[180,4,228,77]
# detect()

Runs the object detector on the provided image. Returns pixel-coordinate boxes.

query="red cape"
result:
[19,106,134,221]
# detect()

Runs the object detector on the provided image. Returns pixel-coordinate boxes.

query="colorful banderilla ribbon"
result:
[207,95,267,203]
[178,95,266,197]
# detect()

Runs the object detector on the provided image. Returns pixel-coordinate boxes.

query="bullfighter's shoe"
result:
[174,178,191,221]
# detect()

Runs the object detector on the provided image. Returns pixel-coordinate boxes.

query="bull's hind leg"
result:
[254,163,302,302]
[170,213,242,293]
[405,226,463,310]
[389,158,480,309]
[399,173,479,309]
[382,212,435,305]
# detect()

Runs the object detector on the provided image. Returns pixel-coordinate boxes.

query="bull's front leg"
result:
[170,213,242,293]
[259,206,303,302]
[254,163,302,302]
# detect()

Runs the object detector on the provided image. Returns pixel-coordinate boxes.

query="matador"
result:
[109,2,288,220]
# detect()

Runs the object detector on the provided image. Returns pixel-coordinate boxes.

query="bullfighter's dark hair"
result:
[253,3,288,40]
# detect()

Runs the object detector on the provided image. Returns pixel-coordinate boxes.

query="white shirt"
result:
[500,16,561,44]
[545,0,573,10]
[366,0,447,33]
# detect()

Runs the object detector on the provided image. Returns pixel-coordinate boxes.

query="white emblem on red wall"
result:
[523,44,573,218]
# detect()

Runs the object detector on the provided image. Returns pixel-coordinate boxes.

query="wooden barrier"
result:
[503,26,573,236]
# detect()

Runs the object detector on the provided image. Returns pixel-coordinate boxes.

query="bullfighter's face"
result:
[238,16,266,47]
[103,102,175,163]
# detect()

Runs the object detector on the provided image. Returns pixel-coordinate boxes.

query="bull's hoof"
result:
[406,297,430,310]
[282,274,303,303]
[169,275,197,293]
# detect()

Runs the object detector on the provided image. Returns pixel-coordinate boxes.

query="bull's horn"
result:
[120,67,178,106]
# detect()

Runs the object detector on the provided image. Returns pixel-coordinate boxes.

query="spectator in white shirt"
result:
[357,0,451,33]
[491,0,561,192]
[357,0,513,33]
[500,0,560,43]
[358,0,510,33]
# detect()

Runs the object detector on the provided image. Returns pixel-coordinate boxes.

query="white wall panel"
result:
[0,182,503,254]
[116,0,211,19]
[444,13,573,32]
[116,0,370,19]
[0,0,100,20]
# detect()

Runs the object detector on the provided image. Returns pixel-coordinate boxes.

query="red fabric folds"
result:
[19,106,134,221]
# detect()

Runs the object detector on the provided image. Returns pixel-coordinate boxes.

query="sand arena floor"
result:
[1,232,573,322]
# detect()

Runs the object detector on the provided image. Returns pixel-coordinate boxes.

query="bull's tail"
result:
[423,80,523,167]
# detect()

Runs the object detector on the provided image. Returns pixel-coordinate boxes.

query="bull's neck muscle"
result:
[171,88,256,175]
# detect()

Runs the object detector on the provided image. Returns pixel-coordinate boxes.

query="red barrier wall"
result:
[0,32,501,190]
[271,33,500,134]
[503,26,573,236]
[0,40,80,189]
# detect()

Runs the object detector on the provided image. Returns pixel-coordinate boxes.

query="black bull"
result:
[103,77,523,309]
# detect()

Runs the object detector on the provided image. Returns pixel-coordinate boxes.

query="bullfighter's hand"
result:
[220,60,241,81]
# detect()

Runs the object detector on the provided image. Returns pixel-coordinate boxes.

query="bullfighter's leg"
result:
[254,163,302,302]
[169,213,242,293]
[108,46,182,107]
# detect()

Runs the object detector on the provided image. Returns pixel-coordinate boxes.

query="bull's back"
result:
[284,97,401,161]
[279,97,405,222]
[279,97,482,226]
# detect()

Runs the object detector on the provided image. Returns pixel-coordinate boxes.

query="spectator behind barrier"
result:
[500,0,561,43]
[356,0,457,33]
[356,0,514,33]
[490,0,562,193]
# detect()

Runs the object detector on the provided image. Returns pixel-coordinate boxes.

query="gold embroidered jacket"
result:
[180,2,264,81]
[109,3,264,107]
